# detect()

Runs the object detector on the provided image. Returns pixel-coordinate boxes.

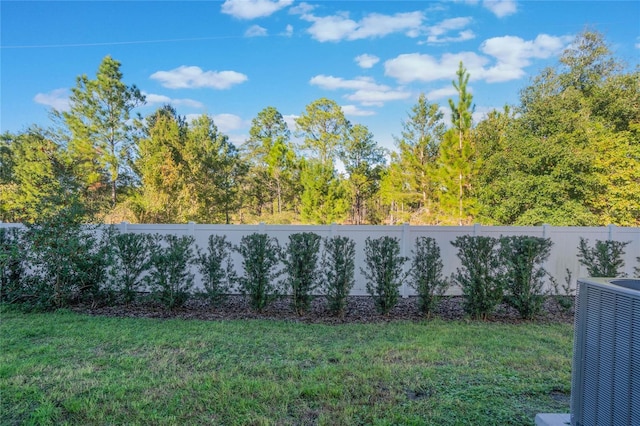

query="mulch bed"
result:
[73,295,575,325]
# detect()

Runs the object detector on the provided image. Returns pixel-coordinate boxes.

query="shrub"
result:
[0,227,27,304]
[146,234,196,310]
[409,236,449,317]
[361,236,408,315]
[196,234,236,306]
[499,236,553,320]
[105,229,154,304]
[451,235,502,320]
[283,232,321,315]
[235,233,282,312]
[321,235,356,318]
[577,238,630,277]
[22,202,109,310]
[549,268,575,313]
[635,258,639,278]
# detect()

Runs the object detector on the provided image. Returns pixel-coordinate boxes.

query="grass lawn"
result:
[1,310,573,425]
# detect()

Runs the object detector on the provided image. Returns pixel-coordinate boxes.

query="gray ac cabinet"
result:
[571,278,640,426]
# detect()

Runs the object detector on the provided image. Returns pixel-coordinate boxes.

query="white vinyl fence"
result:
[2,222,639,296]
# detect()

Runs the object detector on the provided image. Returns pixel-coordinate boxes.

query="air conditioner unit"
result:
[571,278,640,426]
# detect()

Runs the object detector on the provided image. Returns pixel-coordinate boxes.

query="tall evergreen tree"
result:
[59,55,145,210]
[438,62,478,225]
[381,94,445,224]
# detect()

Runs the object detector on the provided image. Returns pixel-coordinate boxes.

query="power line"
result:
[0,35,247,49]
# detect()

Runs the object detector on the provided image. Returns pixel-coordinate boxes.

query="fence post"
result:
[608,224,616,241]
[542,223,550,239]
[473,223,481,236]
[120,221,128,234]
[258,222,266,234]
[188,221,196,236]
[401,222,411,298]
[330,223,337,238]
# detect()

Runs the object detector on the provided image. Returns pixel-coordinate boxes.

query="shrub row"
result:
[1,219,636,318]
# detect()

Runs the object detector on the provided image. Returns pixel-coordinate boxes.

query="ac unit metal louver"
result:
[571,278,640,426]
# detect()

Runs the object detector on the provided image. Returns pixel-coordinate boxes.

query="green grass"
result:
[1,310,573,425]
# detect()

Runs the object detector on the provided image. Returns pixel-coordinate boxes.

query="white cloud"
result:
[426,86,458,100]
[480,34,571,82]
[384,52,489,83]
[425,17,474,44]
[301,11,424,42]
[355,54,380,69]
[483,0,517,18]
[213,113,245,133]
[310,75,388,91]
[282,114,299,131]
[346,89,412,107]
[143,92,204,108]
[386,33,570,84]
[341,104,376,116]
[150,66,248,89]
[284,24,294,37]
[289,2,315,15]
[221,0,293,19]
[34,88,70,111]
[245,24,268,37]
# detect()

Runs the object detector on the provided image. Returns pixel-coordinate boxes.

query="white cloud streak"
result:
[143,92,204,108]
[150,66,248,89]
[34,88,70,111]
[245,25,268,37]
[355,54,380,69]
[425,17,475,43]
[483,0,517,18]
[301,10,424,42]
[221,0,293,19]
[341,105,376,116]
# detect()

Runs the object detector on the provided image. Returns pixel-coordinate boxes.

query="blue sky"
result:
[2,0,639,150]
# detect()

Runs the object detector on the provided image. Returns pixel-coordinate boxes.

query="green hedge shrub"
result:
[236,233,282,312]
[321,236,356,318]
[283,232,321,315]
[409,236,449,317]
[361,236,407,315]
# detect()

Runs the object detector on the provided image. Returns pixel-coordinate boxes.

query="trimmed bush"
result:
[321,236,356,318]
[196,234,236,306]
[499,236,553,320]
[23,203,108,310]
[105,229,154,304]
[549,268,575,313]
[577,238,630,277]
[361,236,408,315]
[451,235,502,320]
[236,233,282,312]
[283,232,321,315]
[409,236,449,317]
[146,234,196,310]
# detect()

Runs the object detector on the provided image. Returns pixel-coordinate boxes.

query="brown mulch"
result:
[73,295,575,325]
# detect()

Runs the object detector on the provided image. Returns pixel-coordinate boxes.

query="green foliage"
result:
[0,227,27,304]
[146,234,196,310]
[23,202,108,310]
[409,237,449,316]
[634,258,639,278]
[282,232,321,315]
[451,235,503,320]
[381,94,446,224]
[577,237,630,277]
[295,97,348,166]
[361,236,408,315]
[104,229,154,304]
[299,159,348,224]
[499,236,553,320]
[321,236,356,318]
[235,233,282,312]
[549,268,575,313]
[196,235,236,306]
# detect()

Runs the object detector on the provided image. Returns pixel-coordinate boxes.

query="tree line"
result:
[1,31,638,226]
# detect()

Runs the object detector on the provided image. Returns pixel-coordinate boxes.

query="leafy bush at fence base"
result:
[500,236,553,320]
[550,268,575,313]
[196,234,236,306]
[0,228,27,304]
[105,229,154,304]
[322,236,356,318]
[577,238,630,277]
[361,236,407,315]
[23,202,109,310]
[236,233,282,312]
[283,232,321,315]
[452,235,502,320]
[146,234,196,310]
[409,237,449,317]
